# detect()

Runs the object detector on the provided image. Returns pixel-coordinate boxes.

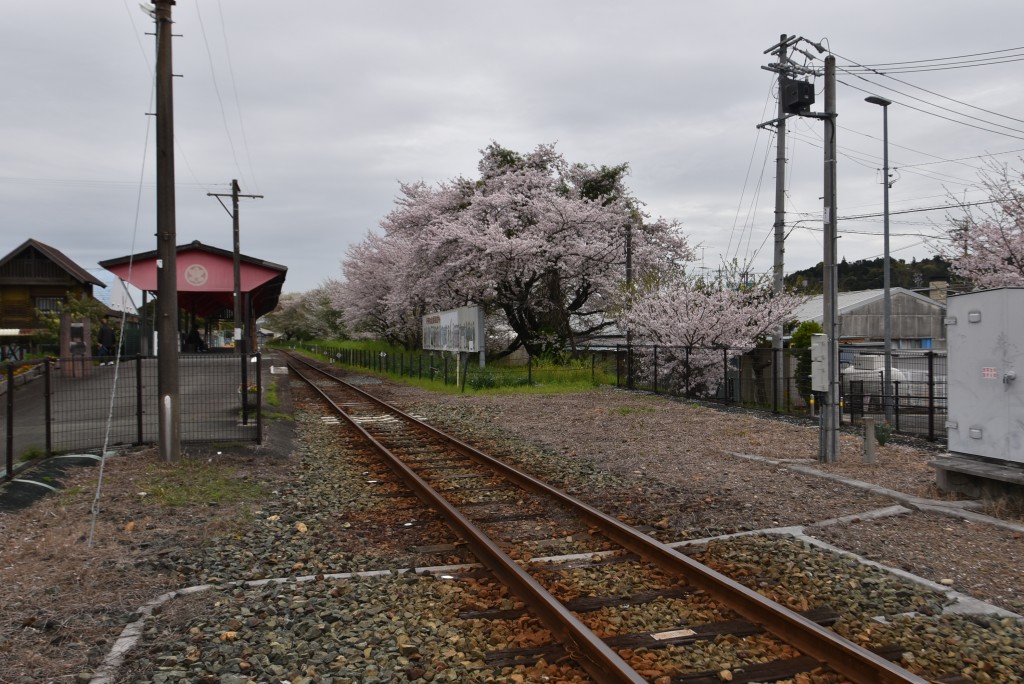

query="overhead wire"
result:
[194,0,248,189]
[842,55,1024,74]
[216,0,260,194]
[726,79,778,262]
[855,46,1024,69]
[90,7,160,548]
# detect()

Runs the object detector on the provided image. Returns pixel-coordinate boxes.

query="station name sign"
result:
[422,305,484,353]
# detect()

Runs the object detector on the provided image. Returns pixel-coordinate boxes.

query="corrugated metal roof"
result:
[791,287,944,323]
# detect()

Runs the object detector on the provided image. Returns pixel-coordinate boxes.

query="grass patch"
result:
[275,341,618,396]
[612,405,656,416]
[140,460,267,507]
[265,380,280,407]
[18,446,46,462]
[262,410,294,422]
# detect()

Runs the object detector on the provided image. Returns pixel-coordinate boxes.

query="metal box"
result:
[946,288,1024,464]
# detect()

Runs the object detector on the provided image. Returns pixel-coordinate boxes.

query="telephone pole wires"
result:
[153,0,180,463]
[760,34,818,413]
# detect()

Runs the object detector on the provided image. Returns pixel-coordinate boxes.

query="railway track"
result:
[284,351,931,684]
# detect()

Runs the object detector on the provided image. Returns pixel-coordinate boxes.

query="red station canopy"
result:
[99,240,287,319]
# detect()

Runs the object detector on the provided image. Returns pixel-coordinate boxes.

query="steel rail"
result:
[286,358,647,684]
[286,353,930,684]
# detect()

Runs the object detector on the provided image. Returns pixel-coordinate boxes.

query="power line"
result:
[194,0,248,188]
[856,46,1024,69]
[838,78,1024,144]
[833,49,1024,129]
[216,0,260,194]
[842,55,1024,74]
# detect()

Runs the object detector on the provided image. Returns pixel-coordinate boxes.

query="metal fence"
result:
[286,343,616,390]
[613,344,947,441]
[2,353,262,478]
[283,341,947,442]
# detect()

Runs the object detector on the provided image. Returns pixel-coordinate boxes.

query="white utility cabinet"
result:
[946,288,1024,464]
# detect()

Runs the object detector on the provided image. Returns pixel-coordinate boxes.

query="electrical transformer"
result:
[946,288,1024,464]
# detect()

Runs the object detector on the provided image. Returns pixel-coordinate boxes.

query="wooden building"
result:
[0,239,105,356]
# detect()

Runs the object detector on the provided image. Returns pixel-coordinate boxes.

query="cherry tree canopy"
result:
[338,143,692,358]
[263,281,346,341]
[620,272,803,395]
[936,161,1024,289]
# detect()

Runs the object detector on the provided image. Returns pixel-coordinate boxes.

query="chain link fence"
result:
[3,353,262,479]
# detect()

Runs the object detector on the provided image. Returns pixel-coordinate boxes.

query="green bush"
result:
[875,421,894,446]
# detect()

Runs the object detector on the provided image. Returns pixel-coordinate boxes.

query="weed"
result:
[140,460,267,507]
[265,380,280,407]
[18,446,45,462]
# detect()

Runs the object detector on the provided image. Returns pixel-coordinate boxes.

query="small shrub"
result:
[875,421,894,446]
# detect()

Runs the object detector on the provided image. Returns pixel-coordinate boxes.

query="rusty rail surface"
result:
[285,352,929,684]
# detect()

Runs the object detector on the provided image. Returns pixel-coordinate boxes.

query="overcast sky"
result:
[4,1,1024,298]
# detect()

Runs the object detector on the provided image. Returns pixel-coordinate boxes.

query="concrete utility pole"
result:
[821,55,840,464]
[865,95,894,425]
[154,0,180,463]
[771,34,788,414]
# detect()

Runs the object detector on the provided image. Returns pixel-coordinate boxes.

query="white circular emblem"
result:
[184,264,209,286]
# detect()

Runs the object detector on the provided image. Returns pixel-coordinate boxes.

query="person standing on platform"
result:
[98,319,116,366]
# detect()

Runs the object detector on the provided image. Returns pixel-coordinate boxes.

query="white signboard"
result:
[422,306,484,354]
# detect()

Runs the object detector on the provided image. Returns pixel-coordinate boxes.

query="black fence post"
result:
[653,345,659,394]
[927,351,936,441]
[136,354,144,445]
[528,356,533,385]
[685,348,691,397]
[444,355,449,385]
[44,358,52,456]
[5,362,13,480]
[893,380,901,432]
[616,346,621,388]
[722,349,729,403]
[773,347,780,414]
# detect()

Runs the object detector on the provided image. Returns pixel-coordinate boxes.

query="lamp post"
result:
[865,95,893,425]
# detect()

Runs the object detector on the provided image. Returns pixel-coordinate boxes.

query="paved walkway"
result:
[1,352,277,505]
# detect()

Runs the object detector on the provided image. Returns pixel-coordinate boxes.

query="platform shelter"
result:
[99,240,286,352]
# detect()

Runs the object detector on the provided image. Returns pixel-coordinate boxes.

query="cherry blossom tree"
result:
[936,161,1024,288]
[620,271,803,396]
[264,281,347,341]
[339,143,692,358]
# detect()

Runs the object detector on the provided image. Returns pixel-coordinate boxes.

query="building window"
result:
[35,297,63,312]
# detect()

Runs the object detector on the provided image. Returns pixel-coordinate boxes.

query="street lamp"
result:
[865,95,893,424]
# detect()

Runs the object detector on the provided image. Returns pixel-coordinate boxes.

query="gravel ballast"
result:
[2,360,1023,683]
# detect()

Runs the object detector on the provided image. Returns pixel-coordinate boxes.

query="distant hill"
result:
[784,255,955,294]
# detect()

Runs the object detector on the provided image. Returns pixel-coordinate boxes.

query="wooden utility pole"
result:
[154,0,180,463]
[208,179,263,426]
[821,55,840,463]
[207,179,263,353]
